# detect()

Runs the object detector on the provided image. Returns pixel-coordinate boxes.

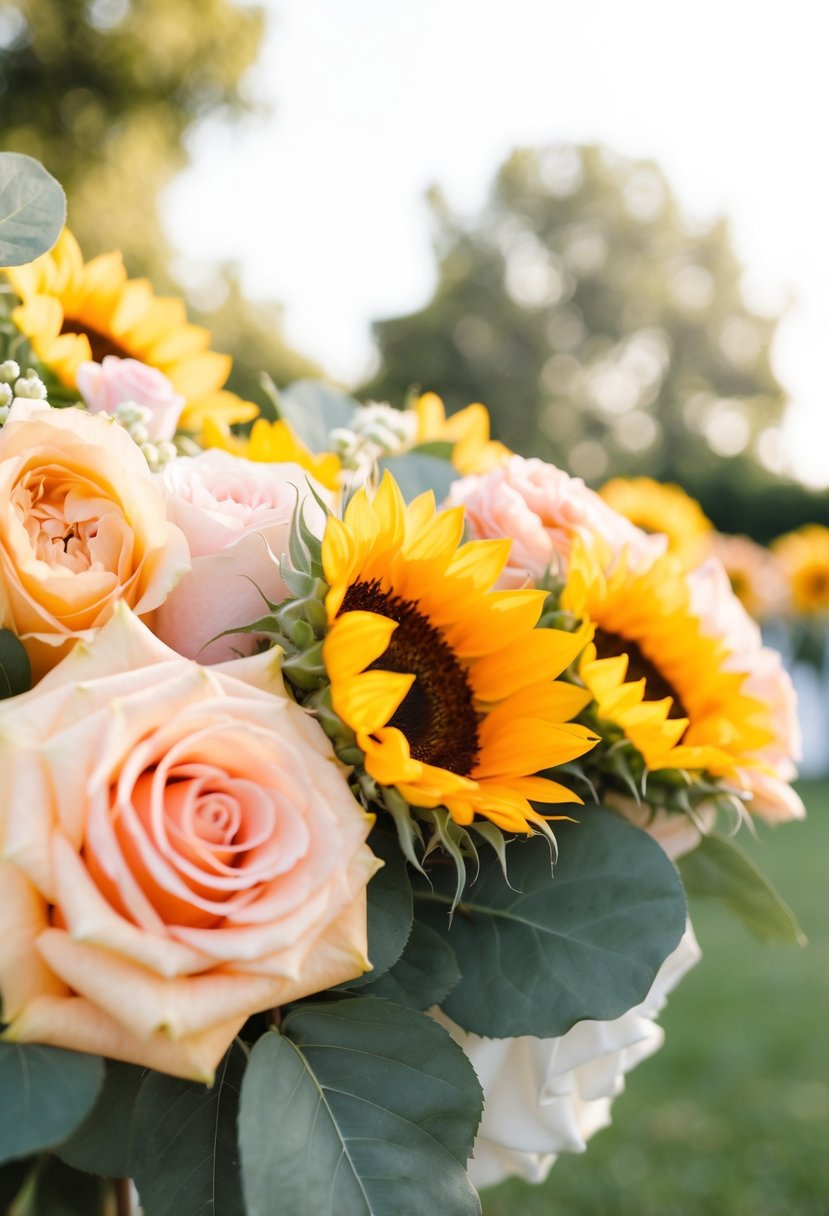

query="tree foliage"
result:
[364,144,788,494]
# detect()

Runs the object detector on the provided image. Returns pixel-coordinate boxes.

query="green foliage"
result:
[130,1042,247,1216]
[238,997,483,1216]
[29,1155,111,1215]
[364,144,786,494]
[0,153,65,267]
[276,378,359,452]
[415,807,687,1038]
[0,1042,103,1164]
[355,919,461,1010]
[679,831,806,946]
[340,829,414,990]
[378,451,458,503]
[0,629,31,699]
[56,1060,146,1178]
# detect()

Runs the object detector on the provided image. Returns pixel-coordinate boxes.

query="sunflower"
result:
[320,472,597,833]
[771,524,829,615]
[414,392,511,475]
[561,539,775,782]
[202,416,342,491]
[599,476,712,567]
[5,229,257,434]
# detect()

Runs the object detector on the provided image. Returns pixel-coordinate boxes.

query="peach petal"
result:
[51,834,213,979]
[3,995,242,1084]
[0,862,68,1019]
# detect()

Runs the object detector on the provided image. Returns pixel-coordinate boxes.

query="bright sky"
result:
[165,0,829,487]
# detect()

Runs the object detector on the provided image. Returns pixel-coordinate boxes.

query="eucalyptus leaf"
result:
[0,1157,34,1211]
[379,452,458,503]
[0,1043,103,1165]
[415,806,687,1038]
[238,997,483,1216]
[354,919,461,1010]
[340,829,413,989]
[30,1156,110,1216]
[57,1060,146,1178]
[130,1042,247,1216]
[278,379,359,452]
[0,629,31,699]
[679,832,806,946]
[0,153,66,267]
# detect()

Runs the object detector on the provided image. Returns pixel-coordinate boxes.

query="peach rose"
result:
[0,605,378,1081]
[151,450,330,663]
[76,357,185,441]
[0,400,189,679]
[688,557,804,822]
[447,456,664,588]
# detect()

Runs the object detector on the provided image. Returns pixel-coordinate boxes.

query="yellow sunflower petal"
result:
[323,612,399,682]
[332,670,414,735]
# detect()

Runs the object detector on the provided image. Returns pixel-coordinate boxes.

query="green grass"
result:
[481,780,829,1216]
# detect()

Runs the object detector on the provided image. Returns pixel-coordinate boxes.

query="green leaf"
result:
[379,452,458,503]
[354,919,461,1010]
[277,379,358,452]
[340,830,413,989]
[56,1060,146,1178]
[30,1156,110,1215]
[415,806,687,1038]
[238,997,483,1216]
[0,153,66,268]
[679,832,806,946]
[0,629,31,699]
[0,1043,104,1165]
[0,1157,34,1211]
[130,1042,247,1216]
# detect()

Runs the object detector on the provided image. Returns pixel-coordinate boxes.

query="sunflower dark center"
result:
[594,627,688,720]
[60,318,132,363]
[340,578,480,775]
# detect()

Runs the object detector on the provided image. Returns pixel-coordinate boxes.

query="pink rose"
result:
[447,456,664,588]
[77,356,185,440]
[0,400,189,679]
[151,450,331,663]
[0,605,378,1081]
[688,558,804,822]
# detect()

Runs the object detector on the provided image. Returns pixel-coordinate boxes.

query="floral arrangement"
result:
[0,155,807,1215]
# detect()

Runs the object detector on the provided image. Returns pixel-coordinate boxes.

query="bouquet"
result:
[0,155,806,1215]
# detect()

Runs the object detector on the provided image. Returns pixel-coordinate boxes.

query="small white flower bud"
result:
[0,360,20,384]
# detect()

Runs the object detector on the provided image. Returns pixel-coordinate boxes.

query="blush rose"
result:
[151,450,331,663]
[77,356,185,441]
[0,605,379,1081]
[447,455,664,588]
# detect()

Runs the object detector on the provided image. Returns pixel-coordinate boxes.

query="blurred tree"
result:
[0,0,318,396]
[0,0,264,269]
[363,144,788,492]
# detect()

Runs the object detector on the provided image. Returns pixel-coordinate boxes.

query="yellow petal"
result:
[324,612,398,681]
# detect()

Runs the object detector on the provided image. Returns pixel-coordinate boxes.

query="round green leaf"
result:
[0,153,66,268]
[379,452,458,503]
[355,919,461,1010]
[416,806,687,1038]
[238,996,483,1216]
[0,1043,104,1165]
[130,1042,247,1216]
[0,629,31,699]
[56,1060,147,1178]
[341,830,413,989]
[278,379,358,452]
